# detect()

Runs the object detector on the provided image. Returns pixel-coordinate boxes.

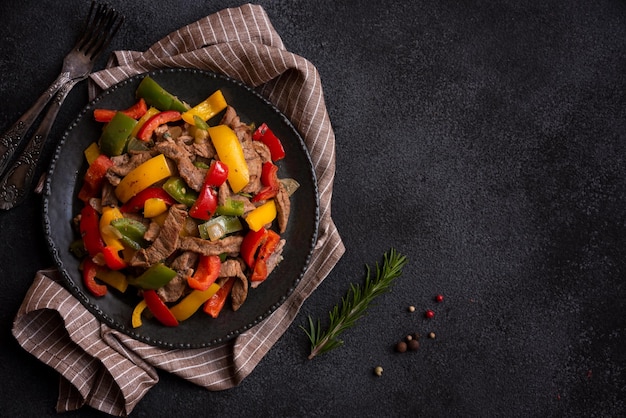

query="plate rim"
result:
[42,67,320,348]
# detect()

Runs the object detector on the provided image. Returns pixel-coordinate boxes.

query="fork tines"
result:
[76,1,124,59]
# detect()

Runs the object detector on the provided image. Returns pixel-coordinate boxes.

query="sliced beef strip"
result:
[253,141,272,164]
[191,141,216,159]
[231,277,248,311]
[220,106,238,128]
[157,251,199,302]
[217,182,256,214]
[153,124,170,139]
[130,204,188,268]
[274,183,291,233]
[178,134,194,144]
[155,139,206,192]
[217,182,230,207]
[88,198,102,213]
[177,235,243,257]
[144,221,161,242]
[170,250,199,271]
[157,274,186,303]
[222,258,248,311]
[100,182,117,208]
[219,258,247,279]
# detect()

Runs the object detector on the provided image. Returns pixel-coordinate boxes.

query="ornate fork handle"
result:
[0,77,81,210]
[0,72,72,177]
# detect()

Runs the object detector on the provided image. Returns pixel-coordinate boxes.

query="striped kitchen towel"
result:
[12,4,344,416]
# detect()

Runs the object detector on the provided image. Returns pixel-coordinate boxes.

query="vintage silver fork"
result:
[0,1,123,210]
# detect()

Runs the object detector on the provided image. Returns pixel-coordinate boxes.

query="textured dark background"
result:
[1,0,626,416]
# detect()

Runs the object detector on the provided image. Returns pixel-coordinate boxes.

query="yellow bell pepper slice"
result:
[208,125,249,193]
[130,106,160,138]
[245,200,277,231]
[115,154,172,203]
[84,142,101,165]
[169,283,220,321]
[143,197,168,218]
[95,269,129,293]
[100,206,125,251]
[181,90,227,125]
[131,299,148,328]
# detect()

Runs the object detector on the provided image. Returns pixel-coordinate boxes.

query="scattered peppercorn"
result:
[424,309,435,319]
[428,332,436,339]
[408,305,416,313]
[407,339,420,351]
[395,341,407,353]
[374,366,383,377]
[413,332,420,340]
[435,294,444,303]
[405,334,413,342]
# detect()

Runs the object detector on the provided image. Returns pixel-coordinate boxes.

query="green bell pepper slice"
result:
[111,218,147,250]
[162,177,198,207]
[126,136,151,152]
[69,238,87,259]
[215,198,244,216]
[193,115,210,130]
[198,215,243,241]
[98,112,137,157]
[136,76,189,113]
[128,262,177,290]
[193,160,210,169]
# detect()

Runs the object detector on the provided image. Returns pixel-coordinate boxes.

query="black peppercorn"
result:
[407,339,420,351]
[395,341,407,353]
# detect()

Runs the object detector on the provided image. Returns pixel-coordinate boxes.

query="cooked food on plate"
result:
[70,76,298,328]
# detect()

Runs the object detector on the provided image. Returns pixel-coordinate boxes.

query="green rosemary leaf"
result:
[302,248,408,360]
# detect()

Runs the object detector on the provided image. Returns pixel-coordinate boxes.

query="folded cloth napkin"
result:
[12,4,344,416]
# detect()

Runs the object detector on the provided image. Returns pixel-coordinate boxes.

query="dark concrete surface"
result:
[1,0,626,416]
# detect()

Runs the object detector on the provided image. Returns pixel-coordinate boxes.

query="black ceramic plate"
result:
[43,68,319,348]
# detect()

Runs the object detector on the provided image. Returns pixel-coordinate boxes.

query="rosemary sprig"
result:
[302,248,408,360]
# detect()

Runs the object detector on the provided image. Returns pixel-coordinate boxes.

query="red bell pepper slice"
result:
[252,123,285,161]
[188,255,221,291]
[136,110,181,142]
[143,289,179,327]
[251,161,279,202]
[250,230,280,282]
[82,258,107,297]
[78,154,114,202]
[102,245,128,270]
[203,277,235,318]
[240,227,267,268]
[120,187,176,213]
[188,161,229,220]
[93,98,148,123]
[79,205,105,258]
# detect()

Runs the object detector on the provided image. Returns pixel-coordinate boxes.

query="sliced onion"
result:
[279,178,300,196]
[206,222,225,242]
[194,130,209,144]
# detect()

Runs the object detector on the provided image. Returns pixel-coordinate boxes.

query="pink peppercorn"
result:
[435,294,444,303]
[424,309,435,319]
